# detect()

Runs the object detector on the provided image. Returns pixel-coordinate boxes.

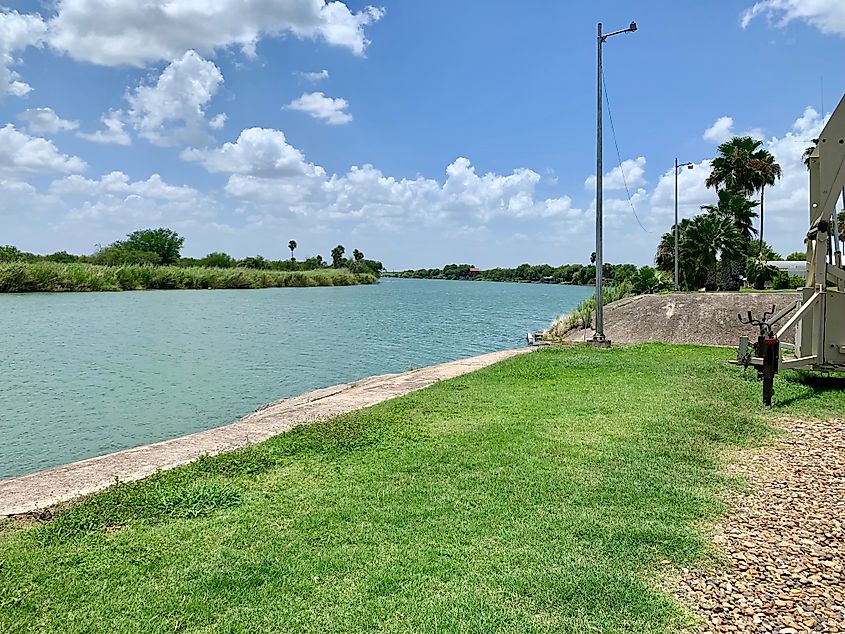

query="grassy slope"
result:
[1,345,843,633]
[0,262,376,292]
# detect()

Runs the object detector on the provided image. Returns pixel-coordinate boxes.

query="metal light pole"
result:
[673,159,694,291]
[592,20,637,348]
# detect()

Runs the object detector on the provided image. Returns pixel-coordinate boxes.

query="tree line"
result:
[391,261,674,295]
[0,229,384,278]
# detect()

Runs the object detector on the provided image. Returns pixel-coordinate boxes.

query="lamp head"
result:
[629,21,637,32]
[687,163,694,170]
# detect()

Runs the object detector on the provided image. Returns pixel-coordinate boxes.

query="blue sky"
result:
[1,1,844,268]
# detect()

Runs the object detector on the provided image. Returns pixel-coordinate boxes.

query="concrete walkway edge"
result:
[0,348,531,517]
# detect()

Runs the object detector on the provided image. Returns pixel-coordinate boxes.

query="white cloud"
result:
[0,124,86,178]
[77,111,131,145]
[181,128,326,178]
[126,51,225,146]
[0,10,47,98]
[702,115,765,144]
[209,113,227,130]
[47,0,384,66]
[301,69,330,82]
[18,107,79,134]
[703,116,734,143]
[47,172,220,236]
[286,91,352,125]
[186,127,583,230]
[584,156,646,192]
[741,1,845,37]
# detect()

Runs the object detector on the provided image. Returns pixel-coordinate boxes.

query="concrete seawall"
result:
[0,348,531,517]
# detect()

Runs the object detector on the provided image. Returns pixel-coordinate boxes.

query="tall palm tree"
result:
[749,151,782,258]
[288,240,297,260]
[706,136,780,260]
[700,189,759,247]
[706,136,764,194]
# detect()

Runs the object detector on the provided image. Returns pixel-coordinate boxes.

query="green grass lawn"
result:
[1,344,843,633]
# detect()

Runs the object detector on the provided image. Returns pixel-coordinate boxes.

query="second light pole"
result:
[593,20,637,348]
[673,158,694,291]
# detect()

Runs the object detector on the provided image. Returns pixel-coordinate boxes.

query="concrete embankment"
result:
[561,292,800,346]
[0,348,530,517]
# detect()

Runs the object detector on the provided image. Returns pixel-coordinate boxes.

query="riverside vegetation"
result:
[2,345,844,632]
[0,228,382,292]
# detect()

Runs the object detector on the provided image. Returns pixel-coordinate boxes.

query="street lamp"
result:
[673,159,694,291]
[593,20,638,349]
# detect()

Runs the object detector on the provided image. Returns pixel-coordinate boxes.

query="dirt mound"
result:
[562,292,799,346]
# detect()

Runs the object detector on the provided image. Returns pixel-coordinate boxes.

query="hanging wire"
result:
[602,75,649,233]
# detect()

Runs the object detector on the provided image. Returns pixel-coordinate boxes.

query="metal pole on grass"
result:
[592,20,637,347]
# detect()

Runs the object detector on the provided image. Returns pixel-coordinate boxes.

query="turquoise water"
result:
[0,278,591,478]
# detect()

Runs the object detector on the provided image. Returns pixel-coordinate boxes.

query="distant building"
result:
[767,260,806,280]
[468,267,480,277]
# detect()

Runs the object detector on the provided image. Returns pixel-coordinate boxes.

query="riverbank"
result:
[3,344,843,632]
[0,348,528,516]
[0,262,376,292]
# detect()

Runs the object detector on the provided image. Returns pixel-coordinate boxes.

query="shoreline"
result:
[0,347,531,518]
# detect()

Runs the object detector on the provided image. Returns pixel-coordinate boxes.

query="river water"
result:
[0,278,591,478]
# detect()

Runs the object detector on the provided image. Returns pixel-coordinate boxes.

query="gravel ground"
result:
[676,417,845,633]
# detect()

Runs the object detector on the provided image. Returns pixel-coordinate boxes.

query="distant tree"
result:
[0,245,24,262]
[92,244,161,265]
[352,248,364,262]
[121,228,184,265]
[288,240,297,260]
[239,255,268,269]
[331,245,345,268]
[201,252,235,268]
[316,254,324,267]
[786,251,805,261]
[41,251,77,263]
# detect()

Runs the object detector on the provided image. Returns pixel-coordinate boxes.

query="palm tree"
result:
[706,136,765,194]
[700,189,758,248]
[288,240,297,260]
[681,212,744,290]
[749,151,782,258]
[706,136,780,260]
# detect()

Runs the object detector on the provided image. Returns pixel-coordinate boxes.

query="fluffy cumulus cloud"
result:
[183,127,583,230]
[703,116,735,143]
[47,0,384,66]
[46,171,220,237]
[0,9,47,98]
[0,124,86,178]
[584,157,646,192]
[126,51,225,146]
[18,108,79,134]
[286,92,352,125]
[741,0,845,37]
[181,128,326,178]
[702,116,764,144]
[77,111,131,146]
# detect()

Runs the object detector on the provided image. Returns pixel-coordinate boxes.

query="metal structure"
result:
[735,93,845,404]
[592,20,637,349]
[674,159,694,291]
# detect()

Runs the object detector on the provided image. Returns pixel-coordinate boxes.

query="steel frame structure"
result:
[737,94,845,404]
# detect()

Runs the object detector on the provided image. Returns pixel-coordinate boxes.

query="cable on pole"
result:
[602,74,649,233]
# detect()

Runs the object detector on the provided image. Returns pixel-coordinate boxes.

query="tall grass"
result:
[546,280,634,338]
[0,262,377,293]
